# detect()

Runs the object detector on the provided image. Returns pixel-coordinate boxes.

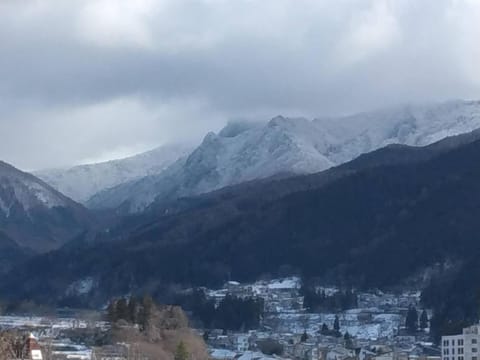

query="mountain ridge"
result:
[87,100,480,213]
[5,128,480,306]
[35,143,193,203]
[0,160,94,253]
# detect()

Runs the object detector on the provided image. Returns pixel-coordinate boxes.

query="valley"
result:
[2,2,478,359]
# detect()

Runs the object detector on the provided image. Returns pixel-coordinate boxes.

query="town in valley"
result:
[0,276,463,360]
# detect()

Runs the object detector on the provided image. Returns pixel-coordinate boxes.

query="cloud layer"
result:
[1,0,480,169]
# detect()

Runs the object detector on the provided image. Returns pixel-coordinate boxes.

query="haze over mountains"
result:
[37,100,480,213]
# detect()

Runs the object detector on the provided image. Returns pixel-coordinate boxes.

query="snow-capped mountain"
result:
[35,143,192,203]
[86,117,335,212]
[316,100,480,164]
[0,160,93,252]
[87,100,480,213]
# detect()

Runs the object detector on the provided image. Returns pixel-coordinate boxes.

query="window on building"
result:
[459,356,464,360]
[472,356,477,360]
[472,348,477,353]
[444,340,450,346]
[473,339,478,345]
[460,348,464,354]
[460,340,464,346]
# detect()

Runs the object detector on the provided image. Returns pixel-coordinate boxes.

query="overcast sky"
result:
[1,0,480,170]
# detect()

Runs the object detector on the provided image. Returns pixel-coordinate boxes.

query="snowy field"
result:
[263,311,402,340]
[0,315,108,331]
[204,276,425,341]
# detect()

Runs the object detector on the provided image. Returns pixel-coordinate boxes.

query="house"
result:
[26,333,43,360]
[325,346,355,360]
[92,344,129,360]
[357,347,376,360]
[210,349,237,360]
[373,351,394,360]
[236,334,250,352]
[236,350,277,360]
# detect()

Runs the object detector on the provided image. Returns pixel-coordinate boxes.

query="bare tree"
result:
[0,331,23,360]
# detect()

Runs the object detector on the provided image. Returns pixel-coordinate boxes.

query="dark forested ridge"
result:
[0,161,95,258]
[0,231,32,274]
[0,160,105,285]
[3,131,480,336]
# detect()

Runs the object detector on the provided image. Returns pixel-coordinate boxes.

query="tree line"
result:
[176,289,264,331]
[405,305,429,333]
[106,295,155,330]
[301,286,358,312]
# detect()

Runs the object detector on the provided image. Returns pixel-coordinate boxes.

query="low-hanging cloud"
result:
[1,0,480,169]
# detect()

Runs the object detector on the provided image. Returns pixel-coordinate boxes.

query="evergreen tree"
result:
[106,300,117,323]
[301,331,308,342]
[405,306,419,333]
[420,310,429,329]
[344,331,353,349]
[174,341,189,360]
[334,315,340,334]
[128,297,139,324]
[203,331,210,342]
[213,294,263,331]
[140,294,155,330]
[116,298,129,322]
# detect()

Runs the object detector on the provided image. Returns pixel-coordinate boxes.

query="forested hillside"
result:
[4,132,480,337]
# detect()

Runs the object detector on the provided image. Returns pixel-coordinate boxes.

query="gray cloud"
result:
[1,0,480,169]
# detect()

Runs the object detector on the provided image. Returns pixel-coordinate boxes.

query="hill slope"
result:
[5,129,480,310]
[0,160,93,253]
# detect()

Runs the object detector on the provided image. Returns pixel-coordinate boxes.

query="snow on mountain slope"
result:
[87,100,480,213]
[35,143,192,203]
[0,161,67,213]
[0,160,92,252]
[317,100,480,163]
[87,116,336,212]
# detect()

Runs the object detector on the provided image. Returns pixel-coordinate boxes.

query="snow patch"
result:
[267,277,301,290]
[66,277,95,296]
[0,162,69,214]
[0,196,11,217]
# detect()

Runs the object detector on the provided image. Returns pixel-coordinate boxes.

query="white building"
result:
[236,334,249,352]
[442,324,480,360]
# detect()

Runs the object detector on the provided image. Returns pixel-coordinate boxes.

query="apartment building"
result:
[442,324,480,360]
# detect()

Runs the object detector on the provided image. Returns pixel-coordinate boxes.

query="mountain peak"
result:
[269,115,287,124]
[202,131,219,143]
[35,143,193,203]
[218,120,258,138]
[72,100,480,214]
